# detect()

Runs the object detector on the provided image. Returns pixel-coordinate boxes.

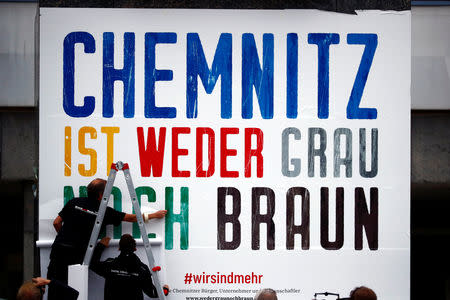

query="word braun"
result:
[217,187,378,250]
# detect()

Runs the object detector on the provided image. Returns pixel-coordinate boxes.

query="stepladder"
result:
[68,161,166,300]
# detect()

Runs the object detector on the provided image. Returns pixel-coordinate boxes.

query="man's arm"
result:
[53,216,63,232]
[90,237,111,277]
[33,277,79,300]
[123,210,168,223]
[141,266,158,298]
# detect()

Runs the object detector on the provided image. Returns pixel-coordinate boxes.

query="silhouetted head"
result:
[255,289,277,300]
[87,178,107,201]
[17,281,43,300]
[119,234,137,253]
[350,286,377,300]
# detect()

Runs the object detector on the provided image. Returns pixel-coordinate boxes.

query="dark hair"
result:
[87,178,107,200]
[349,286,377,300]
[119,234,136,253]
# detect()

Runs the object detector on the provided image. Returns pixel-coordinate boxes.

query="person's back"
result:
[102,250,155,300]
[54,197,102,252]
[90,235,158,300]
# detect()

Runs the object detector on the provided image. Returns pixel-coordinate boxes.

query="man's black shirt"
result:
[54,197,125,253]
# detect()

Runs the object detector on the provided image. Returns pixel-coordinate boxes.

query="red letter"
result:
[137,127,166,177]
[196,127,215,177]
[220,128,239,178]
[172,127,191,177]
[245,128,264,178]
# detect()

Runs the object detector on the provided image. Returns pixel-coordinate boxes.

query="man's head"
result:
[17,281,43,300]
[119,234,137,253]
[350,286,377,300]
[87,178,107,201]
[254,289,277,300]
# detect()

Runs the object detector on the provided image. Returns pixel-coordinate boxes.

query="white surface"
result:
[68,265,89,300]
[40,9,410,300]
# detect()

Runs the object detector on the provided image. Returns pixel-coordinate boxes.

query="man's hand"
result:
[32,277,51,287]
[100,237,111,247]
[163,285,170,296]
[143,210,167,222]
[149,210,168,219]
[124,209,168,223]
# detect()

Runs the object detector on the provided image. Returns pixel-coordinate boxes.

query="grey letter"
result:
[308,128,327,177]
[359,128,378,178]
[282,127,301,177]
[334,128,352,177]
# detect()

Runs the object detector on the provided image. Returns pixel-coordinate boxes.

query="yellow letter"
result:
[64,126,71,176]
[101,127,120,175]
[78,127,97,176]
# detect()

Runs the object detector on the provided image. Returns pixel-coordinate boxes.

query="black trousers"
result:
[47,244,84,300]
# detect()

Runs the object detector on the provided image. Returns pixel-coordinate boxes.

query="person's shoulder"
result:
[64,197,81,207]
[104,257,115,263]
[137,258,151,272]
[127,253,146,267]
[63,197,91,211]
[70,197,88,204]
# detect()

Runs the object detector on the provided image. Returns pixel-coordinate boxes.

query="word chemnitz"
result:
[218,187,378,250]
[62,32,377,120]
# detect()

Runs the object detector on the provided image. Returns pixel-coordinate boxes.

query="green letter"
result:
[165,187,189,250]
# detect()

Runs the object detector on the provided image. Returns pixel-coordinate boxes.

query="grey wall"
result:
[412,113,450,184]
[0,3,37,107]
[0,111,38,181]
[412,7,450,110]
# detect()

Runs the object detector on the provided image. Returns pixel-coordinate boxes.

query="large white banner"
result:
[39,8,410,300]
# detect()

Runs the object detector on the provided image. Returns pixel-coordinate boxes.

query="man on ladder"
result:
[48,175,167,300]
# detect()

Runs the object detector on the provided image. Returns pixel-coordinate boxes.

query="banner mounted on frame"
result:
[39,8,410,300]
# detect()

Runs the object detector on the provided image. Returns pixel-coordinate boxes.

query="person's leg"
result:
[47,245,70,299]
[47,259,69,299]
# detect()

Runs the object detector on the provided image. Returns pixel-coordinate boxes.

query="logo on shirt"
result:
[75,205,98,216]
[111,269,139,277]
